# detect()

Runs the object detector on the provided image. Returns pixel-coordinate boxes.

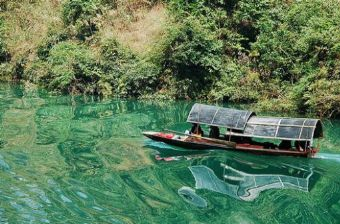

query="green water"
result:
[1,83,340,224]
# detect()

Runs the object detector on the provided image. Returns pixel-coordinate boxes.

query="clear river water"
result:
[1,83,340,224]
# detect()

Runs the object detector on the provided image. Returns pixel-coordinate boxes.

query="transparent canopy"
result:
[242,117,323,141]
[187,103,323,141]
[187,103,254,131]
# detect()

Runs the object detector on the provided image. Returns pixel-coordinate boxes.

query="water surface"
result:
[1,83,340,224]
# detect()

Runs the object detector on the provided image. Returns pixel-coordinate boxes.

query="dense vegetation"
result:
[1,0,340,117]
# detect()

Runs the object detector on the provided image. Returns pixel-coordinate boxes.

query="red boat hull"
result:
[143,131,317,158]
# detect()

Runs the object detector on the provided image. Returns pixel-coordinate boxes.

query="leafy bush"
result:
[118,60,161,97]
[100,38,161,97]
[45,41,103,93]
[251,0,340,116]
[0,38,9,62]
[37,31,69,60]
[208,60,246,101]
[210,64,264,103]
[158,3,226,99]
[0,17,12,80]
[305,79,340,117]
[62,0,102,40]
[0,63,13,81]
[163,19,223,77]
[0,18,10,63]
[24,60,50,83]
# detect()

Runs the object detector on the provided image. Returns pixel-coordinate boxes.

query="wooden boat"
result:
[143,131,317,157]
[143,104,323,157]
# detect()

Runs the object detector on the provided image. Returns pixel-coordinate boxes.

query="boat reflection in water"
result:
[188,154,317,203]
[145,140,318,204]
[190,162,313,202]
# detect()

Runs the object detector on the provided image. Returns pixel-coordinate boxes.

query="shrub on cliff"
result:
[100,38,161,97]
[252,0,340,117]
[0,18,10,63]
[27,41,103,94]
[158,1,225,99]
[62,0,102,40]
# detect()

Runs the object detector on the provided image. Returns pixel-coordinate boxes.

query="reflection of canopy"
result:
[178,186,207,208]
[187,103,254,130]
[187,103,323,141]
[189,164,313,201]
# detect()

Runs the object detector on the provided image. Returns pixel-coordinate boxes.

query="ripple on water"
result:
[0,153,10,171]
[5,186,50,224]
[1,84,340,223]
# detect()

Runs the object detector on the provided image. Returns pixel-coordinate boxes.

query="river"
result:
[0,83,340,224]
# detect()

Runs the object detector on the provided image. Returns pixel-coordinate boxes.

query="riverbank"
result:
[1,0,340,118]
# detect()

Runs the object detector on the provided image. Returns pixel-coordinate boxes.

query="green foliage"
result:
[252,0,340,79]
[0,17,10,63]
[47,41,103,93]
[0,17,12,81]
[25,60,50,83]
[305,79,340,117]
[62,0,102,40]
[37,31,69,60]
[2,0,340,117]
[101,38,161,97]
[164,20,223,76]
[251,0,340,116]
[232,0,280,49]
[164,0,340,117]
[209,62,263,102]
[158,1,227,99]
[0,63,13,81]
[0,1,6,11]
[0,38,9,62]
[255,97,296,114]
[118,60,161,97]
[62,0,100,25]
[27,41,103,94]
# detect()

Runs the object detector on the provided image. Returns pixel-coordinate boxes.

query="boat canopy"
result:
[187,103,323,141]
[231,117,323,141]
[187,103,254,130]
